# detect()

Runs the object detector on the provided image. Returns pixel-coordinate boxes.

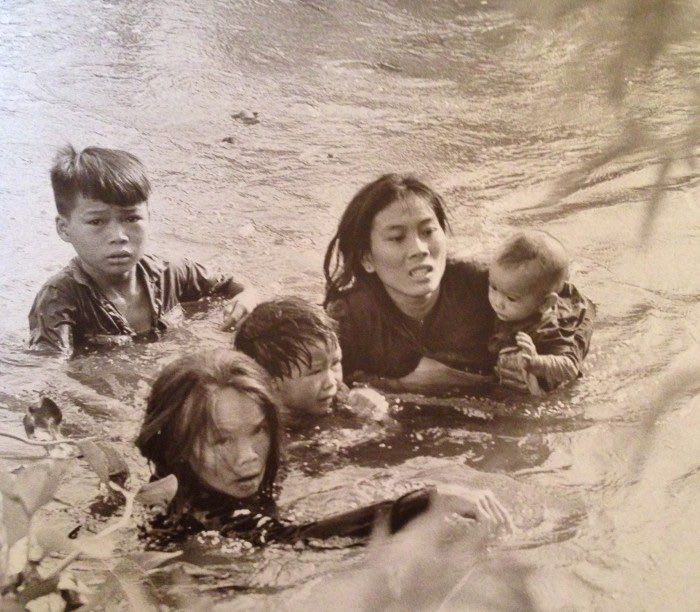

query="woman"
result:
[324,173,509,393]
[135,349,512,546]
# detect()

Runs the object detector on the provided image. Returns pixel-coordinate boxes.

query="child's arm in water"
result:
[168,258,258,330]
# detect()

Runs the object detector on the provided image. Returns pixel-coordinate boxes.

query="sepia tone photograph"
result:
[0,0,698,609]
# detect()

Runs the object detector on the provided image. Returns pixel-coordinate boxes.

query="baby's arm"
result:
[515,332,579,391]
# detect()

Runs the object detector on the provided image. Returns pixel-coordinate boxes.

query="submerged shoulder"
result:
[33,260,85,299]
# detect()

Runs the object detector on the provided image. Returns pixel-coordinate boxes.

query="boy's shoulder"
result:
[35,258,92,297]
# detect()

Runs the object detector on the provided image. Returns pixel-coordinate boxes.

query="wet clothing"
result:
[144,480,435,549]
[28,254,244,357]
[326,258,496,381]
[488,282,596,392]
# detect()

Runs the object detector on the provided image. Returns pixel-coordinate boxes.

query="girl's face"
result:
[362,193,447,308]
[191,387,270,499]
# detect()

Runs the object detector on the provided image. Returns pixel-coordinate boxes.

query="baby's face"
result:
[273,340,343,416]
[488,262,546,322]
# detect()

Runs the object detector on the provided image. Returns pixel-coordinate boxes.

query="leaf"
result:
[135,474,178,506]
[32,526,75,556]
[0,466,17,497]
[1,493,29,547]
[94,441,130,483]
[14,461,67,515]
[6,537,28,577]
[23,398,63,440]
[24,591,66,612]
[82,558,161,612]
[72,533,116,559]
[76,440,110,484]
[129,550,182,571]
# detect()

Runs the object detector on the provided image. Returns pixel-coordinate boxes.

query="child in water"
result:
[29,145,256,357]
[488,230,596,394]
[234,296,391,423]
[135,349,513,548]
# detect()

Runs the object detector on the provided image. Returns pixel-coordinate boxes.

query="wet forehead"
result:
[72,194,147,216]
[306,339,341,365]
[372,194,437,231]
[210,386,265,432]
[490,261,542,295]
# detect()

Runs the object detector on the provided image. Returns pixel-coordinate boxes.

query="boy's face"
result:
[273,340,343,416]
[488,262,547,322]
[56,194,149,283]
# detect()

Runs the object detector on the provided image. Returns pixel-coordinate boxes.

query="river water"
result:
[0,0,698,609]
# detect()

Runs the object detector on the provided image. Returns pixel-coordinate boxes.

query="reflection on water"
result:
[0,0,698,608]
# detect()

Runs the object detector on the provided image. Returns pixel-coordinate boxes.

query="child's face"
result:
[273,340,343,416]
[488,262,547,322]
[56,194,149,283]
[192,386,270,499]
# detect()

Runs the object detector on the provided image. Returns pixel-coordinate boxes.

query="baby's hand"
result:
[347,387,391,422]
[514,332,537,361]
[220,287,259,331]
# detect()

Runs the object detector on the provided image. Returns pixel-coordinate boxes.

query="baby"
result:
[487,231,596,394]
[29,145,255,357]
[234,296,390,422]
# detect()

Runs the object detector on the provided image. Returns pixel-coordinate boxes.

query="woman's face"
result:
[191,387,271,499]
[362,193,447,306]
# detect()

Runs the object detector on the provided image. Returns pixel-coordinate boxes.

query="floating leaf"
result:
[94,441,129,484]
[23,398,63,440]
[83,558,161,612]
[129,550,182,571]
[135,475,178,506]
[14,461,67,515]
[76,440,110,484]
[24,591,65,612]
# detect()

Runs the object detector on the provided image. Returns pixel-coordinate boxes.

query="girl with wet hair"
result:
[136,349,512,547]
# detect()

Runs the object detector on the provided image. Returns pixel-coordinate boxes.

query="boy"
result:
[487,231,596,394]
[29,145,255,357]
[234,296,390,421]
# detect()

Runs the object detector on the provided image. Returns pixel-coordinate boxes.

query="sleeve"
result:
[172,259,245,303]
[289,488,436,542]
[27,285,77,357]
[535,295,596,372]
[529,354,580,391]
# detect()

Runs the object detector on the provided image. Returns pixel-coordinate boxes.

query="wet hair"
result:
[234,297,338,379]
[135,349,281,501]
[50,144,151,216]
[493,230,569,295]
[323,173,450,305]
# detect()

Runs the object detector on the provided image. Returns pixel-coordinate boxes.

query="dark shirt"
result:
[326,258,496,380]
[488,282,596,390]
[144,481,435,549]
[28,254,244,356]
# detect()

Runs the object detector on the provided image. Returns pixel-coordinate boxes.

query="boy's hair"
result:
[495,231,569,294]
[234,297,338,379]
[50,144,151,216]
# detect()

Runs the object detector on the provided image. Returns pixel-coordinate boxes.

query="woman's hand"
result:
[220,287,259,331]
[435,483,514,533]
[399,357,493,394]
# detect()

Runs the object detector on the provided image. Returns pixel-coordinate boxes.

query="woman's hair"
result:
[323,173,450,305]
[50,144,151,216]
[135,349,281,500]
[234,296,338,378]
